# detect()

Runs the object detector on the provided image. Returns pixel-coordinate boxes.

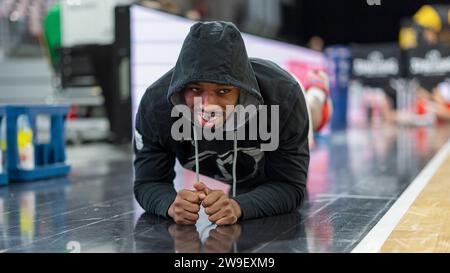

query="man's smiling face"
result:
[183,82,240,128]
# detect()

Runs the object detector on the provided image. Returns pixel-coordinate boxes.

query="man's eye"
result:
[218,89,230,94]
[190,87,201,93]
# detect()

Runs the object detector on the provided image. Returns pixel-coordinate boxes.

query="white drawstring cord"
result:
[232,130,237,198]
[193,126,200,183]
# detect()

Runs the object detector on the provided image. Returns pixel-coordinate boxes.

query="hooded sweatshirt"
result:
[134,21,310,220]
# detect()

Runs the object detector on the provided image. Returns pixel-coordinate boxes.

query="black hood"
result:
[168,21,264,123]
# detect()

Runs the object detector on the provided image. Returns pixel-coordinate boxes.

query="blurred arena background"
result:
[0,0,449,253]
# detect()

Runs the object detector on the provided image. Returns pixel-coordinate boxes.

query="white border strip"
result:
[352,139,450,253]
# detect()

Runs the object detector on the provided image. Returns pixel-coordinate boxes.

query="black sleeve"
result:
[133,100,177,218]
[233,85,309,219]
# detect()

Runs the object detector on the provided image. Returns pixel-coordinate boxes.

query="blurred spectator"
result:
[400,5,450,49]
[307,36,324,52]
[417,80,450,122]
[297,69,333,149]
[420,27,439,46]
[397,5,450,126]
[363,87,396,126]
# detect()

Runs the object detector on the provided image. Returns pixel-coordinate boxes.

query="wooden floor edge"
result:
[352,140,450,253]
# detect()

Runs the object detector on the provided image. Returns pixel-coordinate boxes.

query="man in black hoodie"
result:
[134,21,310,226]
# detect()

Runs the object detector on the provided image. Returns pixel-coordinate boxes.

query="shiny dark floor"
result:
[0,125,449,253]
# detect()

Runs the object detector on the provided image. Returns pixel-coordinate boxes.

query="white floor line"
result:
[351,139,450,253]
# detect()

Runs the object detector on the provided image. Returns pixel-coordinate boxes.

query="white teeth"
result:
[200,111,221,122]
[202,112,217,121]
[201,112,210,121]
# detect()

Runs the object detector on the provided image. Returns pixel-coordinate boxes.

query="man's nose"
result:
[200,91,217,106]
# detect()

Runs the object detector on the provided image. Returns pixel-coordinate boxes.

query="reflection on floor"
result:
[0,125,449,252]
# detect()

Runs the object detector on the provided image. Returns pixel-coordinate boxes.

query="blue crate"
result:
[4,105,71,182]
[0,106,7,185]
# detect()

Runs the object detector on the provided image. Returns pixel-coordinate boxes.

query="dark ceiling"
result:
[279,0,449,46]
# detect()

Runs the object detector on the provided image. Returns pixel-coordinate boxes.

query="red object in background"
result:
[67,105,77,120]
[415,126,429,157]
[287,60,331,132]
[302,70,329,95]
[415,99,427,115]
[317,100,331,132]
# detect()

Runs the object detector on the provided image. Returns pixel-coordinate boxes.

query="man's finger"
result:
[178,199,201,213]
[198,192,206,200]
[181,211,200,222]
[215,215,237,226]
[179,190,201,203]
[203,190,225,207]
[193,181,211,195]
[174,206,199,222]
[204,195,227,215]
[208,207,229,223]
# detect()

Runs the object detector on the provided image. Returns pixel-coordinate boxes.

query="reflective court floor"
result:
[0,125,449,253]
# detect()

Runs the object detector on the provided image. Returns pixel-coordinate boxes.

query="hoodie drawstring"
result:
[193,126,200,183]
[192,126,238,198]
[232,130,237,198]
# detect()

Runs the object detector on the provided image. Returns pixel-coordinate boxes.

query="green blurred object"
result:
[43,3,61,69]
